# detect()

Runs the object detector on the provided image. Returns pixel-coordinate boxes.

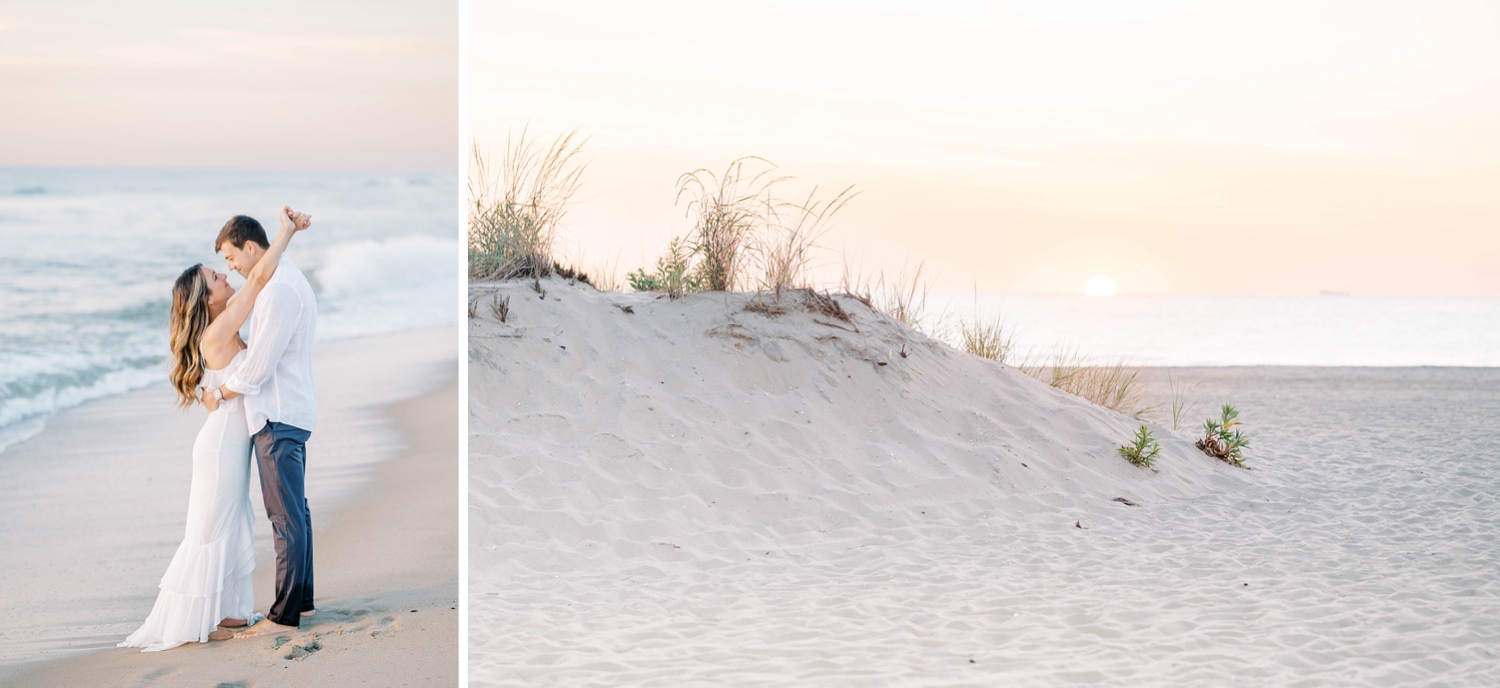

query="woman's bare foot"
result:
[218,617,249,628]
[208,629,235,641]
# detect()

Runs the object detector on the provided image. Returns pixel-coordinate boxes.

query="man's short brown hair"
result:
[216,215,270,253]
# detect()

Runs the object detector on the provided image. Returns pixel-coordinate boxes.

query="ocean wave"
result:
[0,365,162,455]
[307,235,460,340]
[314,235,458,298]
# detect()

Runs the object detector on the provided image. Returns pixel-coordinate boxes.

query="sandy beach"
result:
[468,279,1500,686]
[0,326,458,686]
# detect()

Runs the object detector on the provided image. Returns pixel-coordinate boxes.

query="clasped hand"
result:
[280,205,312,233]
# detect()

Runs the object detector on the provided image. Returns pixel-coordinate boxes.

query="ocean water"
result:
[925,292,1500,367]
[0,167,458,455]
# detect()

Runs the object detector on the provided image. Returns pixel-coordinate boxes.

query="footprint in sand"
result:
[369,616,399,639]
[283,639,323,661]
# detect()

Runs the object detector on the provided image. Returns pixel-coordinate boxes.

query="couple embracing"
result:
[120,208,318,651]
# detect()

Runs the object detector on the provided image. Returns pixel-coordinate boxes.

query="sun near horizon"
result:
[1083,275,1119,297]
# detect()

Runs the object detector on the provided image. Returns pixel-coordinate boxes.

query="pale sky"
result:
[0,0,455,172]
[471,0,1500,296]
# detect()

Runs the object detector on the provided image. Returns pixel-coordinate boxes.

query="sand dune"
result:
[469,281,1392,685]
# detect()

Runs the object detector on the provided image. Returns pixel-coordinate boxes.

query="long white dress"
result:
[119,350,257,652]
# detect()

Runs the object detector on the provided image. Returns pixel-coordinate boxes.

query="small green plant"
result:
[627,237,700,299]
[1118,425,1161,468]
[1196,404,1250,466]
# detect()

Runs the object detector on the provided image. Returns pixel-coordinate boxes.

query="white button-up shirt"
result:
[225,256,318,435]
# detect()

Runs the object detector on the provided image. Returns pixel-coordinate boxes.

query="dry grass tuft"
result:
[490,294,511,323]
[583,253,624,292]
[743,297,788,316]
[957,314,1017,364]
[676,156,785,292]
[755,185,858,301]
[1167,371,1201,431]
[838,259,876,309]
[551,263,594,287]
[876,262,932,331]
[801,289,852,323]
[836,259,932,330]
[469,128,587,281]
[636,157,857,302]
[1021,348,1156,417]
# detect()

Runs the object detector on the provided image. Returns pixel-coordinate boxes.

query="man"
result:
[203,211,318,635]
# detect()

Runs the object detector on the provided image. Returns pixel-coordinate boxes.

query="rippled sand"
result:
[469,280,1500,686]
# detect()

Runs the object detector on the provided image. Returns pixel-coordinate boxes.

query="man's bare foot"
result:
[301,609,316,617]
[218,617,249,628]
[235,616,299,637]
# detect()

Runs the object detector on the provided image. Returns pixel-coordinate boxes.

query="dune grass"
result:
[838,260,934,332]
[675,156,785,292]
[635,157,857,303]
[468,128,587,281]
[754,184,859,302]
[583,258,623,292]
[957,313,1017,364]
[875,262,933,332]
[1020,347,1156,418]
[1166,371,1201,431]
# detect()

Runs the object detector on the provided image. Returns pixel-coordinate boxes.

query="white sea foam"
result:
[315,235,458,299]
[0,366,161,455]
[311,235,460,340]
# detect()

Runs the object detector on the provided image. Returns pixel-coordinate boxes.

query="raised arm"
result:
[205,207,310,341]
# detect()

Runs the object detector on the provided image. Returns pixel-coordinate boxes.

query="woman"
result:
[119,206,310,652]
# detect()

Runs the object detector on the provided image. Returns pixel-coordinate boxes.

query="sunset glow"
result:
[1,0,456,171]
[1084,276,1119,297]
[472,0,1500,296]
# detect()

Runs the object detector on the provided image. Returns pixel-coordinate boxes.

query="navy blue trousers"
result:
[252,421,314,627]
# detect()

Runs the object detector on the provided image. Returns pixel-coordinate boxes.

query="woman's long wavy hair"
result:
[169,264,212,409]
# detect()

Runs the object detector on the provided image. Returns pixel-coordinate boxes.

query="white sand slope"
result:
[469,280,1275,686]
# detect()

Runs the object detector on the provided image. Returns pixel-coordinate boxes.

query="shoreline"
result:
[0,326,457,684]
